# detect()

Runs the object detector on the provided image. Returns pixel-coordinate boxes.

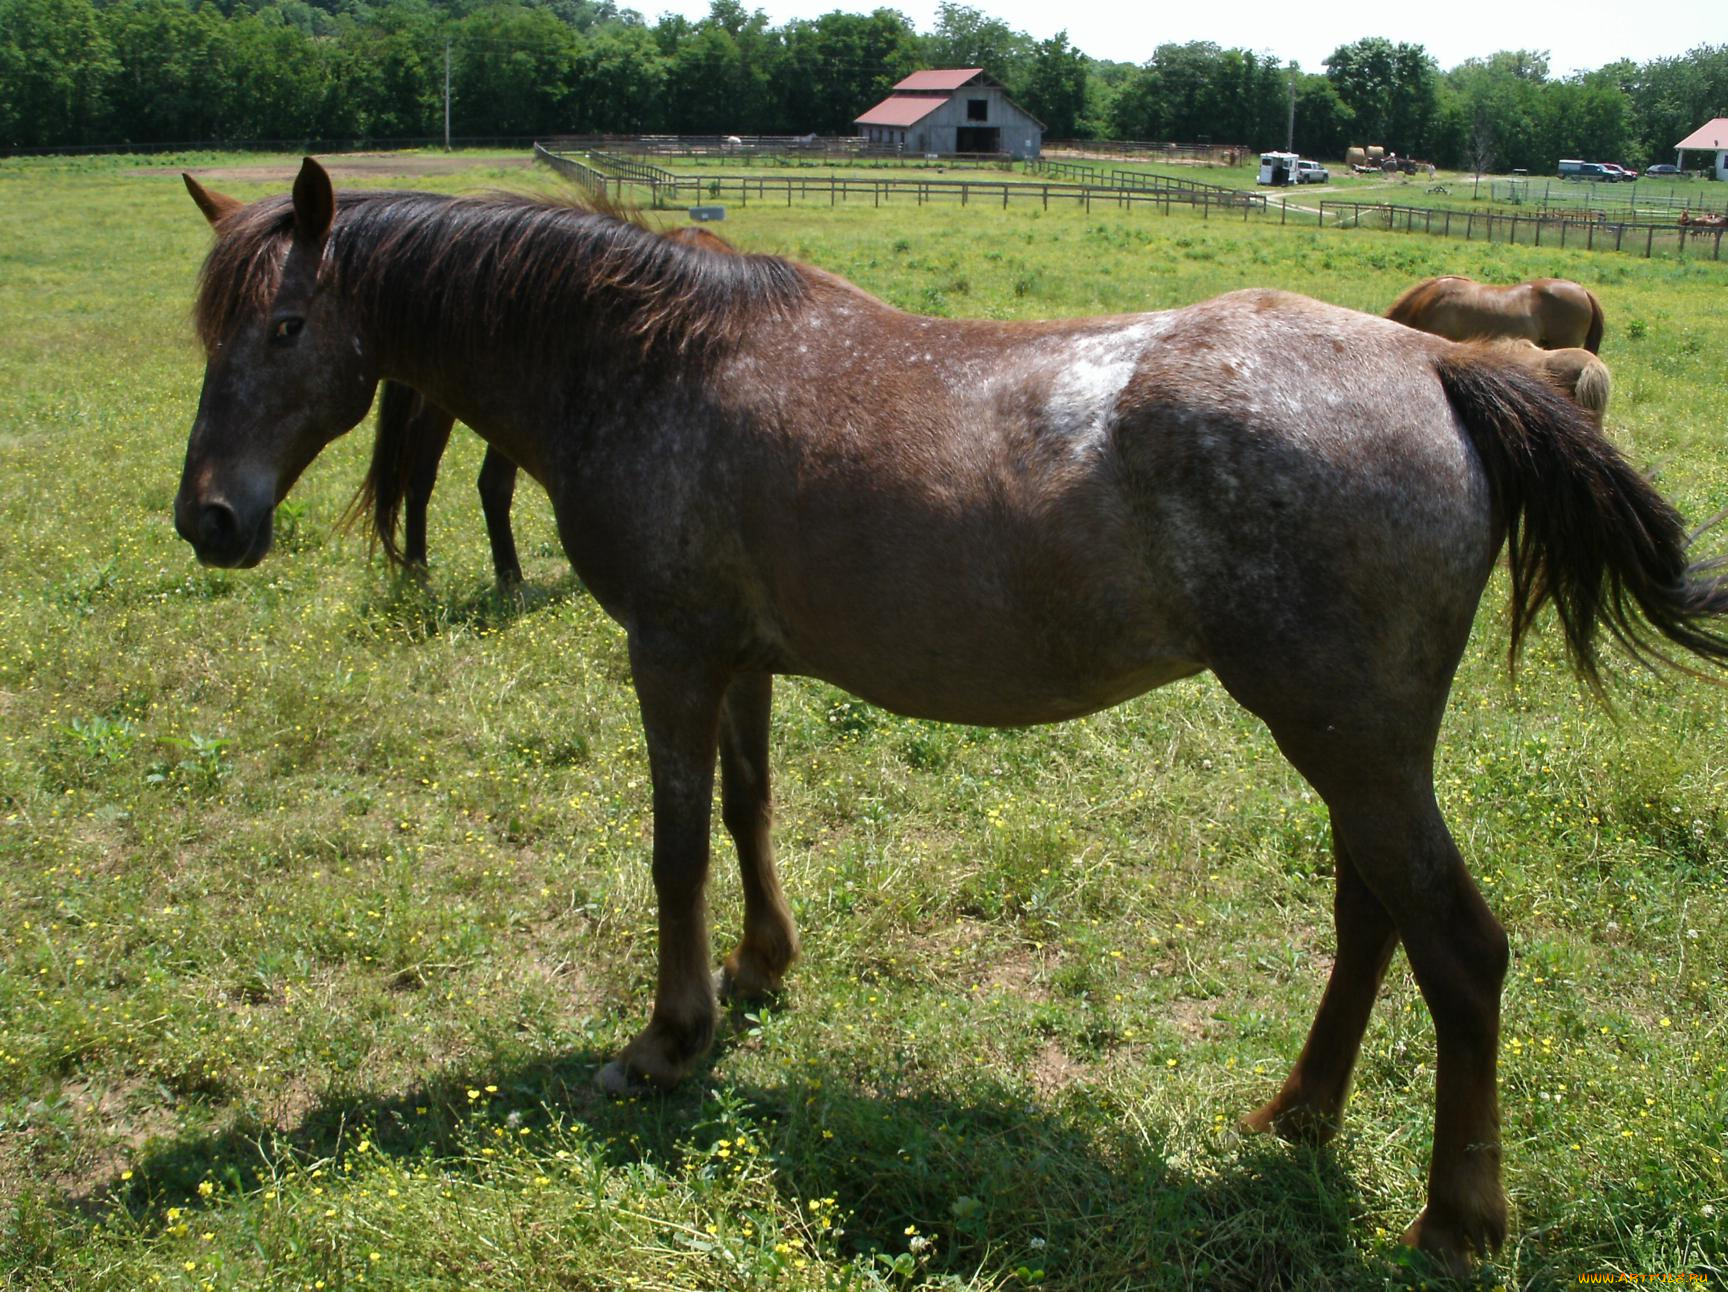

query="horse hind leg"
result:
[401,399,454,573]
[1241,834,1398,1143]
[477,446,523,586]
[1245,702,1509,1272]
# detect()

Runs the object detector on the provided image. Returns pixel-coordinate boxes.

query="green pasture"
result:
[1,153,1725,1290]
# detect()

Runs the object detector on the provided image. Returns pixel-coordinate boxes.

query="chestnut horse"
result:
[1387,275,1605,352]
[350,224,740,582]
[174,160,1728,1273]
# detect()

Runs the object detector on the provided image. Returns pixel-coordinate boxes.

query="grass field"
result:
[1,151,1725,1290]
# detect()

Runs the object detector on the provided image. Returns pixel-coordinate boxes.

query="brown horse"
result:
[174,160,1728,1273]
[1486,337,1612,424]
[1387,275,1605,352]
[350,223,741,581]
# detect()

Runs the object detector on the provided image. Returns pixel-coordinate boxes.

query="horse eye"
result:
[272,317,304,341]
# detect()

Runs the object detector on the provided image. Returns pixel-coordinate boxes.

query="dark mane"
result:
[194,189,808,361]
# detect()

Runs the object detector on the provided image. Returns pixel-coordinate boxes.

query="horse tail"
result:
[1436,347,1728,694]
[1583,290,1605,354]
[337,379,419,569]
[1570,355,1612,422]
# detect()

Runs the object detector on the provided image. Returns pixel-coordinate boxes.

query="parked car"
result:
[1645,163,1688,177]
[1557,159,1609,180]
[1295,159,1330,184]
[1598,163,1633,182]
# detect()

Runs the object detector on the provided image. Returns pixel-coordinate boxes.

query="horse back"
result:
[681,289,1496,726]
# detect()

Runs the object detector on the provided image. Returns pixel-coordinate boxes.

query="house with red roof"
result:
[1673,118,1728,180]
[855,68,1044,160]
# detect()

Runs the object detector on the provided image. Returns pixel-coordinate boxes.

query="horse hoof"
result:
[596,1061,640,1096]
[1239,1099,1339,1146]
[714,962,786,1007]
[1400,1203,1505,1276]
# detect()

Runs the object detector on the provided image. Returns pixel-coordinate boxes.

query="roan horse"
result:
[1386,275,1606,352]
[346,224,739,581]
[174,160,1728,1273]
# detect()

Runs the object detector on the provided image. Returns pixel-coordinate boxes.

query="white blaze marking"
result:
[1046,323,1157,454]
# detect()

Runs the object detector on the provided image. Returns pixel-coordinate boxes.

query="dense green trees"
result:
[0,0,1722,169]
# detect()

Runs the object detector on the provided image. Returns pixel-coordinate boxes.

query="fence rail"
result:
[1320,200,1727,259]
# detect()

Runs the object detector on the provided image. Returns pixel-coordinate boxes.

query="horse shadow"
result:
[62,1026,1441,1291]
[344,567,583,643]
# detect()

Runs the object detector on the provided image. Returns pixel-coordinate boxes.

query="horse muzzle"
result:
[174,490,274,569]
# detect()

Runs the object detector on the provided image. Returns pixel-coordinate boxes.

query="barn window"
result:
[967,98,988,122]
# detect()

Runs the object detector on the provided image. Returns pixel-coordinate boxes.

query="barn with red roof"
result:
[1673,118,1728,180]
[855,68,1044,160]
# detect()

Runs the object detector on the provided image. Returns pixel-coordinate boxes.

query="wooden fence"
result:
[532,143,616,197]
[1024,157,1265,208]
[541,147,1319,224]
[1320,200,1727,260]
[1043,139,1249,166]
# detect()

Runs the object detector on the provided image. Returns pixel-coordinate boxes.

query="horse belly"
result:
[759,500,1205,726]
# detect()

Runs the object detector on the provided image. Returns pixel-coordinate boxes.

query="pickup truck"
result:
[1295,160,1330,184]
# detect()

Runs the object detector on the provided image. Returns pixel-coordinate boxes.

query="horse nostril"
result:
[197,501,239,553]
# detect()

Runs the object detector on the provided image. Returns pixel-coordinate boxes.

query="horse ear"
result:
[183,173,242,227]
[291,156,335,245]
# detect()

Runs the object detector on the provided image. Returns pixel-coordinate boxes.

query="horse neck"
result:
[344,222,674,481]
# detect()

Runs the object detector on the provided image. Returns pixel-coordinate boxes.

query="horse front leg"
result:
[598,648,728,1094]
[717,672,798,1002]
[1242,835,1398,1143]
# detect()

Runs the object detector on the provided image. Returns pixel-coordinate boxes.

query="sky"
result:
[645,0,1723,77]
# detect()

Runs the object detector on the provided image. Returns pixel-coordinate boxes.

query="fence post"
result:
[1646,226,1654,257]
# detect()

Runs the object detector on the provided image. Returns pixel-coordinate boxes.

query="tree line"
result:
[1,0,1723,171]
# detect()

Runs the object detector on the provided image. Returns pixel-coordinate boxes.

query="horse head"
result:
[176,158,379,568]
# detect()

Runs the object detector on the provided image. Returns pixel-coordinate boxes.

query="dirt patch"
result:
[50,1076,181,1202]
[148,151,535,185]
[1167,997,1223,1041]
[1027,1039,1090,1096]
[915,919,1051,1001]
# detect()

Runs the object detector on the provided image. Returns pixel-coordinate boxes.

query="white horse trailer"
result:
[1258,151,1298,186]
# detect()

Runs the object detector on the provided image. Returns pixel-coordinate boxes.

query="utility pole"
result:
[443,41,452,151]
[1285,67,1295,153]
